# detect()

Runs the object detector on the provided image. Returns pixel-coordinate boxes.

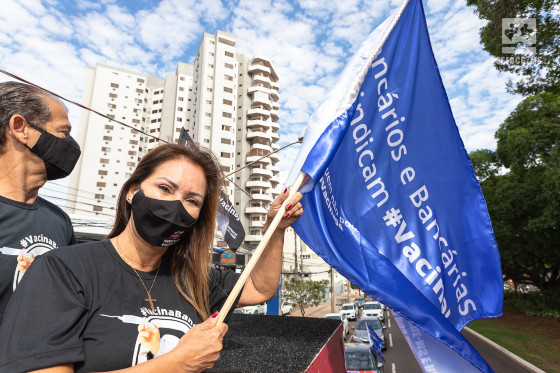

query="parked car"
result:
[350,316,386,350]
[344,343,384,373]
[323,312,350,335]
[241,302,267,315]
[281,301,293,315]
[340,303,358,321]
[362,301,384,321]
[354,296,366,309]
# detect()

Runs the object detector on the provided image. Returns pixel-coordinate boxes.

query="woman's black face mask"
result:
[131,188,198,247]
[26,126,81,180]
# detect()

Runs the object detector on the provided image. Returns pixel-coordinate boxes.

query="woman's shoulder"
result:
[40,239,112,270]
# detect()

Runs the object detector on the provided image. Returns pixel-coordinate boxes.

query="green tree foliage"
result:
[466,0,560,95]
[283,277,329,317]
[470,92,560,292]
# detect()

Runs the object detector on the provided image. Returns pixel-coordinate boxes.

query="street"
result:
[304,294,540,373]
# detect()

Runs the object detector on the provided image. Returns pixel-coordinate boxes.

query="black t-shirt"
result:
[0,239,241,373]
[0,195,76,322]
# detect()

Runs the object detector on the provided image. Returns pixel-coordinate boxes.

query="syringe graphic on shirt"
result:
[1,246,32,258]
[99,314,154,327]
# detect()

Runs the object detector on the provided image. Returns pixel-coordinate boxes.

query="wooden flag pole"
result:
[216,171,307,325]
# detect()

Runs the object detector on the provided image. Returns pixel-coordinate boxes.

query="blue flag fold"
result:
[287,0,503,371]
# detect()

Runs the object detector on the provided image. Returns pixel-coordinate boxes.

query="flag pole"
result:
[216,171,307,325]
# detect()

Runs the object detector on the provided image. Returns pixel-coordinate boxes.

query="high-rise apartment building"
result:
[67,31,281,251]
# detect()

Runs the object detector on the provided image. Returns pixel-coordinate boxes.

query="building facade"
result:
[67,31,280,252]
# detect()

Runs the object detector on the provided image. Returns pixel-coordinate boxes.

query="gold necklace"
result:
[114,237,161,312]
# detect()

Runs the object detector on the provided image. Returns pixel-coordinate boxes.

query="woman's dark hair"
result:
[0,81,66,151]
[107,143,223,319]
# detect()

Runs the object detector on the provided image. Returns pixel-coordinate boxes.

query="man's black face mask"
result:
[26,126,81,180]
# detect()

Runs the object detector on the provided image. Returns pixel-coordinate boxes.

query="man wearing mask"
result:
[0,82,81,322]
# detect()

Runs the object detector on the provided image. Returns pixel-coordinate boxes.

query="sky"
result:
[0,0,522,184]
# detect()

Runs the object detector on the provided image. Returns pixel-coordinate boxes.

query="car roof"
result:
[344,343,371,352]
[363,301,379,305]
[358,316,381,321]
[341,303,355,306]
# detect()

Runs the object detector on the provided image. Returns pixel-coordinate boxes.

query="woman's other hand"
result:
[266,187,303,231]
[170,312,227,372]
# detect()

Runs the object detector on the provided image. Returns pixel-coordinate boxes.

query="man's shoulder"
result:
[36,196,72,222]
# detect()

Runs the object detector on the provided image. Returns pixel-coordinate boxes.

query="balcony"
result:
[253,96,272,110]
[270,109,279,121]
[271,143,280,151]
[248,85,270,95]
[271,122,280,131]
[245,206,268,215]
[247,130,272,142]
[270,152,280,162]
[246,180,270,188]
[247,108,270,118]
[271,81,279,91]
[245,234,263,243]
[251,167,273,178]
[270,164,280,173]
[250,219,266,228]
[247,119,271,130]
[247,155,271,164]
[269,175,280,185]
[251,193,274,202]
[249,64,271,75]
[271,132,280,142]
[270,89,279,101]
[272,101,279,110]
[252,74,271,87]
[251,143,272,153]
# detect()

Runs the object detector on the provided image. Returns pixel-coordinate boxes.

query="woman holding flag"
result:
[0,143,303,372]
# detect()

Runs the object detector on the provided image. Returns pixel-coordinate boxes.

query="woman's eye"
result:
[186,199,199,207]
[158,185,171,193]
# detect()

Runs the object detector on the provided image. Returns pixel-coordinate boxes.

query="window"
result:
[178,107,183,111]
[93,206,103,212]
[222,125,231,131]
[96,182,106,187]
[224,75,233,81]
[178,97,184,101]
[207,88,212,93]
[136,88,143,94]
[206,100,212,104]
[220,152,231,158]
[110,83,119,88]
[224,87,233,93]
[94,194,104,199]
[225,51,234,57]
[104,125,114,130]
[223,99,232,105]
[209,64,214,68]
[102,136,112,141]
[180,77,185,81]
[130,140,138,145]
[98,170,108,175]
[132,119,140,124]
[204,139,210,143]
[221,138,231,144]
[225,63,233,69]
[128,151,137,156]
[109,93,117,99]
[208,75,213,80]
[205,125,211,130]
[101,147,110,153]
[222,112,232,118]
[137,78,145,84]
[205,113,211,117]
[177,117,183,122]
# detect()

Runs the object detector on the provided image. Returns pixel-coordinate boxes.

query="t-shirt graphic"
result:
[12,234,58,290]
[100,309,194,365]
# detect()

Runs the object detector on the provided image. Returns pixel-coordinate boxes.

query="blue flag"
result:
[366,323,385,361]
[286,0,503,371]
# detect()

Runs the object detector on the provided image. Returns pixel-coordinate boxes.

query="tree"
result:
[283,277,329,317]
[466,0,560,96]
[469,92,560,292]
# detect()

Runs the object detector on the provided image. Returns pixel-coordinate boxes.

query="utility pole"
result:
[330,267,335,313]
[347,279,351,303]
[294,229,298,280]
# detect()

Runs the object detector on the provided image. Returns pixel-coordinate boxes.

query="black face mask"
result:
[131,189,198,247]
[27,127,81,180]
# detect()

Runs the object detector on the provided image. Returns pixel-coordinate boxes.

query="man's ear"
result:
[9,115,34,147]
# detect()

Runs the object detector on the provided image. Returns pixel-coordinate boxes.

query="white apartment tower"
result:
[67,31,281,252]
[235,54,281,249]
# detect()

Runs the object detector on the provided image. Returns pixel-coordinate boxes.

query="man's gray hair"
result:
[0,81,67,150]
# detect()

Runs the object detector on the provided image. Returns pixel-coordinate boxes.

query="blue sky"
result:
[0,0,522,179]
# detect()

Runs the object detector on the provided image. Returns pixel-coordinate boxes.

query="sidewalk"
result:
[293,293,358,318]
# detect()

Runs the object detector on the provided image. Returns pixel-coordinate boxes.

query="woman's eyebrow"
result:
[156,177,179,189]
